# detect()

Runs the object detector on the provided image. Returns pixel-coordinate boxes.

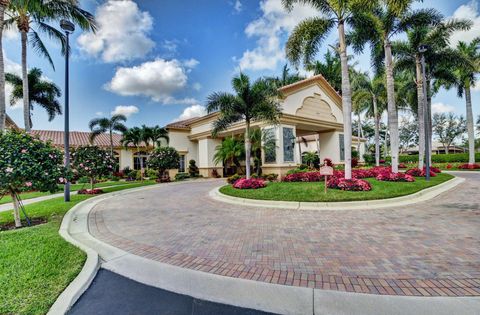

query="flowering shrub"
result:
[147,146,180,181]
[227,174,242,184]
[284,172,323,182]
[398,163,407,169]
[405,168,437,177]
[446,163,453,169]
[327,177,371,191]
[430,166,442,173]
[323,158,333,167]
[78,188,104,195]
[351,169,376,178]
[233,178,266,189]
[71,146,116,190]
[457,163,480,169]
[376,171,415,182]
[351,157,359,168]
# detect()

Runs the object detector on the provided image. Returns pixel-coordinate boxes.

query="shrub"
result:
[233,178,266,189]
[135,170,143,181]
[327,177,371,191]
[390,153,480,164]
[148,147,180,181]
[406,168,436,177]
[398,163,407,169]
[363,154,375,165]
[376,171,415,182]
[77,176,90,184]
[227,174,242,184]
[323,158,333,167]
[458,163,480,169]
[298,164,309,170]
[71,146,116,190]
[351,157,358,168]
[262,173,278,181]
[175,172,190,181]
[430,166,442,173]
[286,168,310,175]
[284,172,323,182]
[146,169,158,179]
[188,159,199,177]
[78,188,104,195]
[122,167,135,180]
[110,176,121,182]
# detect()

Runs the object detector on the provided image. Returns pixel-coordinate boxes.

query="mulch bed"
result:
[0,218,48,231]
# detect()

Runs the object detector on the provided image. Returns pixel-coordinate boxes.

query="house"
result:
[404,141,466,155]
[166,75,366,178]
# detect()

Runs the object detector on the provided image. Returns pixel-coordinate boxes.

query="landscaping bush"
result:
[188,159,199,177]
[233,178,266,189]
[146,169,158,180]
[398,163,407,169]
[175,172,190,181]
[109,176,121,182]
[286,167,310,175]
[71,146,116,190]
[284,172,323,182]
[363,154,375,165]
[376,171,415,182]
[430,166,442,173]
[351,157,359,168]
[327,177,372,191]
[406,168,437,177]
[262,173,278,181]
[458,163,480,169]
[77,188,104,195]
[147,146,180,181]
[392,153,480,164]
[77,176,90,184]
[121,167,136,181]
[227,174,242,184]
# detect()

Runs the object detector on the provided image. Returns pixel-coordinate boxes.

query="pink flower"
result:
[59,177,65,183]
[5,167,13,173]
[21,149,27,153]
[25,182,32,187]
[79,163,84,167]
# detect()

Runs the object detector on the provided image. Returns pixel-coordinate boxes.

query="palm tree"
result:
[306,50,342,93]
[213,136,245,174]
[283,0,375,179]
[352,72,387,166]
[393,14,471,167]
[149,125,169,148]
[88,114,128,156]
[5,0,95,132]
[265,64,304,88]
[6,67,61,127]
[206,73,281,179]
[445,38,479,165]
[121,127,144,179]
[0,0,10,132]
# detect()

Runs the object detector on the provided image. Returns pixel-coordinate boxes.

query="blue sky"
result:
[3,0,479,131]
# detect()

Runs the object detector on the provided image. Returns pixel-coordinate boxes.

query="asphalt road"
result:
[68,269,276,315]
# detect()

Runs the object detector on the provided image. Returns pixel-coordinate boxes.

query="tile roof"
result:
[30,130,143,148]
[6,114,19,130]
[165,117,202,130]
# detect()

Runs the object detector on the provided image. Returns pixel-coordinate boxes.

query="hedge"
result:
[391,153,480,163]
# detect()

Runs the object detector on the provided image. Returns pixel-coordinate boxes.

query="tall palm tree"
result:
[206,73,281,179]
[5,67,61,127]
[265,64,304,88]
[306,50,342,92]
[88,114,128,156]
[0,0,9,132]
[213,136,245,174]
[352,72,387,166]
[149,125,169,148]
[121,127,145,179]
[5,0,95,132]
[283,0,375,179]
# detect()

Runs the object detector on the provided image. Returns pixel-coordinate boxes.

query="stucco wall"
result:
[119,149,133,170]
[168,130,199,164]
[319,131,341,163]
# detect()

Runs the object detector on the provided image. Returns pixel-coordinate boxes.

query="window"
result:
[339,134,345,161]
[133,151,149,170]
[114,151,120,172]
[179,155,186,172]
[264,128,276,163]
[283,127,295,162]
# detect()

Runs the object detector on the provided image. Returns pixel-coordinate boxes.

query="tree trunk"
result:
[138,146,144,181]
[465,85,475,164]
[357,112,361,152]
[426,79,433,165]
[373,95,380,166]
[338,21,352,179]
[109,130,114,157]
[11,190,22,228]
[384,42,399,173]
[244,120,252,179]
[415,55,425,169]
[90,177,94,190]
[21,31,30,132]
[0,3,6,133]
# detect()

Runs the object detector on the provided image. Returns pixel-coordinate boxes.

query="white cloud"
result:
[233,0,242,13]
[4,54,24,109]
[449,1,480,46]
[174,105,207,121]
[111,105,139,117]
[95,111,104,116]
[77,0,154,63]
[106,58,197,104]
[432,102,456,114]
[183,58,199,69]
[162,40,178,53]
[192,82,202,91]
[3,24,19,40]
[238,0,316,71]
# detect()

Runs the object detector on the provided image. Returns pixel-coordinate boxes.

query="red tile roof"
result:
[30,130,144,148]
[165,117,201,130]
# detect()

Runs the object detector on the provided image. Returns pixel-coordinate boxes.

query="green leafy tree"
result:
[432,113,466,154]
[71,146,116,190]
[5,0,96,131]
[399,115,419,153]
[88,114,128,156]
[0,0,10,132]
[6,67,61,127]
[0,130,65,227]
[147,147,180,179]
[283,0,375,179]
[306,50,342,92]
[302,151,319,168]
[148,125,169,148]
[213,136,245,174]
[121,127,144,178]
[206,73,281,179]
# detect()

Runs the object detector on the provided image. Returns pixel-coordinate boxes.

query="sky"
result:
[3,0,480,132]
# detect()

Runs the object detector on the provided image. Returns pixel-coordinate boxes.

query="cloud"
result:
[111,105,139,117]
[233,0,242,13]
[4,54,25,109]
[449,1,480,46]
[237,0,316,71]
[77,0,154,63]
[432,102,456,114]
[162,40,178,53]
[192,82,202,91]
[106,58,197,104]
[174,105,207,121]
[3,24,19,40]
[95,111,104,116]
[183,58,199,69]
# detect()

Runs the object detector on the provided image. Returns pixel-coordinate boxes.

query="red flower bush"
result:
[351,157,359,168]
[376,171,415,182]
[430,166,442,173]
[78,188,104,195]
[352,169,376,178]
[233,178,266,189]
[405,168,436,177]
[284,172,323,182]
[398,163,407,169]
[458,163,480,169]
[323,158,333,167]
[446,163,453,169]
[327,177,371,191]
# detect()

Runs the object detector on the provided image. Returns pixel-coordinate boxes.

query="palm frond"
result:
[28,30,54,70]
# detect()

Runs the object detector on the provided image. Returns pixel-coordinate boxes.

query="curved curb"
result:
[210,176,465,211]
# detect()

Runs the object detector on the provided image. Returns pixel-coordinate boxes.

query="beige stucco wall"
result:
[118,149,134,170]
[168,130,199,165]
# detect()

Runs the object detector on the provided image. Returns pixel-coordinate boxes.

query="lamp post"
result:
[419,44,430,181]
[61,19,75,201]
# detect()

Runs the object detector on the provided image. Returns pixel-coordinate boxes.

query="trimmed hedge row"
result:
[387,153,480,163]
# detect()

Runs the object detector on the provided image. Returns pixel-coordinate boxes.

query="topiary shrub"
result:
[147,147,180,182]
[233,178,266,189]
[71,146,116,191]
[0,131,66,227]
[188,159,199,177]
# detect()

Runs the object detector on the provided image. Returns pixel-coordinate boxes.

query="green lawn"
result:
[220,173,454,202]
[0,180,157,315]
[0,180,147,205]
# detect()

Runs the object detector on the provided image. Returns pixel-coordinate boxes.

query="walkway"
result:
[88,173,480,297]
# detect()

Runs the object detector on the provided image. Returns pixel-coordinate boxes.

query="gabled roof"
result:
[165,117,200,130]
[278,74,342,105]
[30,130,145,148]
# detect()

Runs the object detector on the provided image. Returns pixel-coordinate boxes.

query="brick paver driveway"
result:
[89,172,480,297]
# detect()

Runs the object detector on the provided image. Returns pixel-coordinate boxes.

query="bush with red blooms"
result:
[458,163,480,169]
[446,163,453,169]
[351,158,358,168]
[284,172,323,182]
[398,163,407,169]
[78,188,104,195]
[379,159,386,164]
[429,166,442,173]
[376,171,415,182]
[233,178,266,189]
[327,177,371,191]
[405,168,436,177]
[323,158,333,167]
[351,169,376,178]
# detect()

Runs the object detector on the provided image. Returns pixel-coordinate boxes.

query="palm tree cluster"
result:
[283,0,479,174]
[0,0,96,132]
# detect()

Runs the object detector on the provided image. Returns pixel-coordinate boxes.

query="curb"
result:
[210,176,465,210]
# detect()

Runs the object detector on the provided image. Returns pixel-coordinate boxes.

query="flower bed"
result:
[327,177,372,191]
[406,168,437,177]
[458,163,480,169]
[376,171,415,182]
[77,188,104,195]
[233,178,266,189]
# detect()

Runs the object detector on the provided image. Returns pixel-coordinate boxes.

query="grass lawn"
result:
[0,180,147,205]
[0,180,157,315]
[220,173,454,202]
